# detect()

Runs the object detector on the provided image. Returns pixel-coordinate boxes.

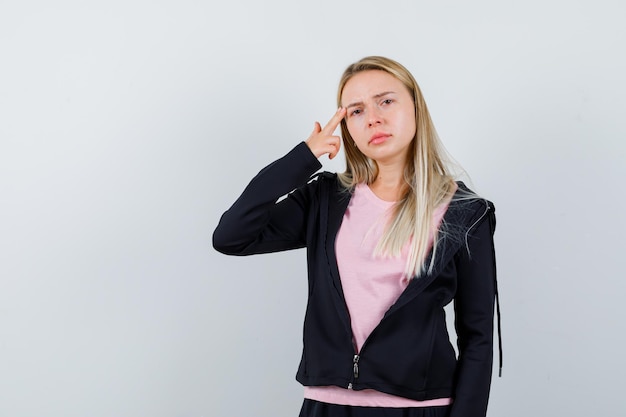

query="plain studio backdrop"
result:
[1,1,625,416]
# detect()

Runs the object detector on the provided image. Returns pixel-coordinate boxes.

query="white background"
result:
[1,1,625,416]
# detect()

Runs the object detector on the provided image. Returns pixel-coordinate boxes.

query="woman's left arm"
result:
[449,203,497,417]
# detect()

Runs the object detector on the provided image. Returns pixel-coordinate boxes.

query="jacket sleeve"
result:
[212,142,323,255]
[449,203,497,417]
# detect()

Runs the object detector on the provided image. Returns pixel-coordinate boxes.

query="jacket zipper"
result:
[347,354,360,389]
[345,277,397,389]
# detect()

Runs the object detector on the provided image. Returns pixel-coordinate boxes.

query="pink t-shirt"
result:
[304,183,454,407]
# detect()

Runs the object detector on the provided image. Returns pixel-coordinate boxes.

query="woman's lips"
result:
[369,133,391,145]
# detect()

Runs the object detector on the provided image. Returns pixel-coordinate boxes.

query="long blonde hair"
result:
[337,56,458,278]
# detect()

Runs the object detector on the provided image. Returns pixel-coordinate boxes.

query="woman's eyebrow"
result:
[345,91,396,109]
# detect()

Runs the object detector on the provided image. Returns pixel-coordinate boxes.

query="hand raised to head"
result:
[305,107,347,160]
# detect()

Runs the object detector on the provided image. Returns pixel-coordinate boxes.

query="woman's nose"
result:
[368,108,382,127]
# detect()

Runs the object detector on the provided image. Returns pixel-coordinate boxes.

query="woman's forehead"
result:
[341,70,408,105]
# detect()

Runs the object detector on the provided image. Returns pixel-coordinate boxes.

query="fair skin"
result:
[306,70,416,202]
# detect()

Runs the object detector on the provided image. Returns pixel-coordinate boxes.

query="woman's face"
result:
[341,70,416,166]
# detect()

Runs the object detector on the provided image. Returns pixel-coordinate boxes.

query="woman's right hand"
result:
[305,107,347,159]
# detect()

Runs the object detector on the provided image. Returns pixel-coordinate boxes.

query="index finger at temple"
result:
[322,107,346,134]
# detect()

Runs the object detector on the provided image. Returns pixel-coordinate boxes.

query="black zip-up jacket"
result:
[213,142,499,417]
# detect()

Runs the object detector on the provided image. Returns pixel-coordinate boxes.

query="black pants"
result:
[299,399,450,417]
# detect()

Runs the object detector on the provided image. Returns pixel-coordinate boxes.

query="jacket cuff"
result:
[291,141,323,174]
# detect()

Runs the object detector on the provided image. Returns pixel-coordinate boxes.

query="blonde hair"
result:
[337,56,458,278]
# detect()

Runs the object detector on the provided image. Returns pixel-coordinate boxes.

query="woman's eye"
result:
[381,98,393,105]
[351,109,362,116]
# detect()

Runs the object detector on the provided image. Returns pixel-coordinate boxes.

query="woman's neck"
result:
[369,163,406,202]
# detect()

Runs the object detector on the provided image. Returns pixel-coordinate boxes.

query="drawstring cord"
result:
[488,203,503,377]
[495,277,503,377]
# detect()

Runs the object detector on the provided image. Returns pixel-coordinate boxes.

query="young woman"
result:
[213,56,500,417]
